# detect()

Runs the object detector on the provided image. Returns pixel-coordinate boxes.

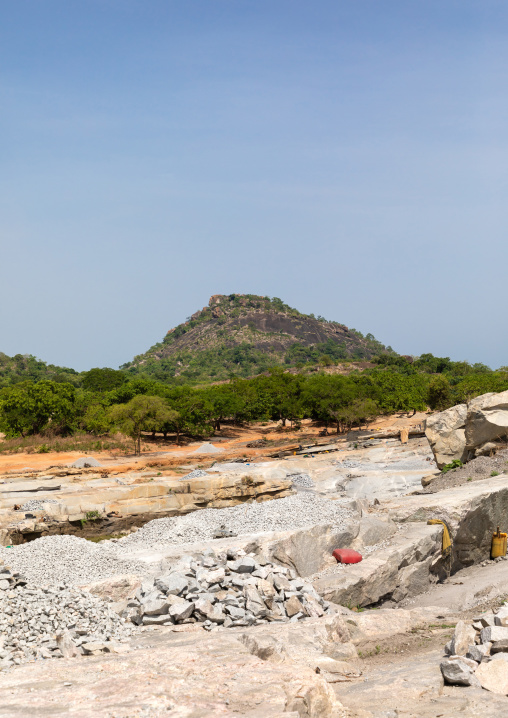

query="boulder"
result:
[480,626,508,644]
[465,391,508,450]
[285,596,306,618]
[440,659,479,686]
[425,404,467,469]
[56,631,79,659]
[490,639,508,655]
[80,575,141,603]
[450,620,476,657]
[141,596,169,616]
[168,600,194,622]
[475,442,500,458]
[467,643,490,662]
[228,557,256,574]
[155,574,188,596]
[475,658,508,694]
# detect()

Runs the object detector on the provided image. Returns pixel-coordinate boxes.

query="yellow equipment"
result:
[491,527,507,559]
[427,519,452,558]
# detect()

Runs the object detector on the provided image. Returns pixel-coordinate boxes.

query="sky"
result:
[1,1,507,371]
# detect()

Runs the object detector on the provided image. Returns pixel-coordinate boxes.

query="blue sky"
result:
[1,1,507,370]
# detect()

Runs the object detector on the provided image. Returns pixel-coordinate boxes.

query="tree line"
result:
[1,357,507,454]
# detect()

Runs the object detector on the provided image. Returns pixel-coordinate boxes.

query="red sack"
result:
[333,548,363,564]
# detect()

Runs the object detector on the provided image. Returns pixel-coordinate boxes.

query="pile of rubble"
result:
[0,564,134,671]
[441,604,508,692]
[122,549,332,630]
[289,472,315,488]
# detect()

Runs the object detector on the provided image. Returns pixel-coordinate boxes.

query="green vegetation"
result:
[0,352,506,452]
[0,352,79,388]
[441,459,463,474]
[85,510,101,521]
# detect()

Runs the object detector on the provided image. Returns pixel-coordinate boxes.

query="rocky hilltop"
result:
[124,294,391,382]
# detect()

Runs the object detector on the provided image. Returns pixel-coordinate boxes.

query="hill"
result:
[122,294,393,383]
[0,352,80,389]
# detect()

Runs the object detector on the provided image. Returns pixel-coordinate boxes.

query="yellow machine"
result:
[491,527,507,559]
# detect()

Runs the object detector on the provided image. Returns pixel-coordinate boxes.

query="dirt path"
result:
[402,559,508,612]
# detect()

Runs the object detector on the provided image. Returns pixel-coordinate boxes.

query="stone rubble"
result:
[123,549,332,630]
[288,472,315,488]
[441,602,508,694]
[116,492,353,552]
[0,565,134,671]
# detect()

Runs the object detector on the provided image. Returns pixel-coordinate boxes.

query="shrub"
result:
[441,459,463,473]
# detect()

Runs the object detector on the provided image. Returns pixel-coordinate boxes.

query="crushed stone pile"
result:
[0,535,148,587]
[180,469,209,481]
[18,498,58,512]
[288,473,314,488]
[440,602,508,690]
[69,457,102,468]
[123,549,332,630]
[192,443,223,454]
[0,566,134,671]
[116,493,353,552]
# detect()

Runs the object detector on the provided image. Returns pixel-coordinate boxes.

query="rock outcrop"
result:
[425,390,508,468]
[466,390,508,452]
[425,403,468,469]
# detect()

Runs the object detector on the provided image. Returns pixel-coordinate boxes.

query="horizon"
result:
[2,1,507,371]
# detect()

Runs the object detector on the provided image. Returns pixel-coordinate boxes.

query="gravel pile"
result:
[334,459,360,469]
[288,473,315,488]
[69,457,102,468]
[0,535,148,586]
[0,567,134,670]
[421,447,508,494]
[180,469,209,481]
[123,549,332,630]
[192,443,223,454]
[18,499,58,512]
[116,493,353,552]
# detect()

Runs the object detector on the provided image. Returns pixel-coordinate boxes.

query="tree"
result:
[427,375,452,411]
[0,380,77,437]
[109,395,178,455]
[82,368,127,393]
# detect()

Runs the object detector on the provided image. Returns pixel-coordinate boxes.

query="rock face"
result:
[425,390,508,469]
[425,403,468,469]
[466,390,508,451]
[312,522,442,608]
